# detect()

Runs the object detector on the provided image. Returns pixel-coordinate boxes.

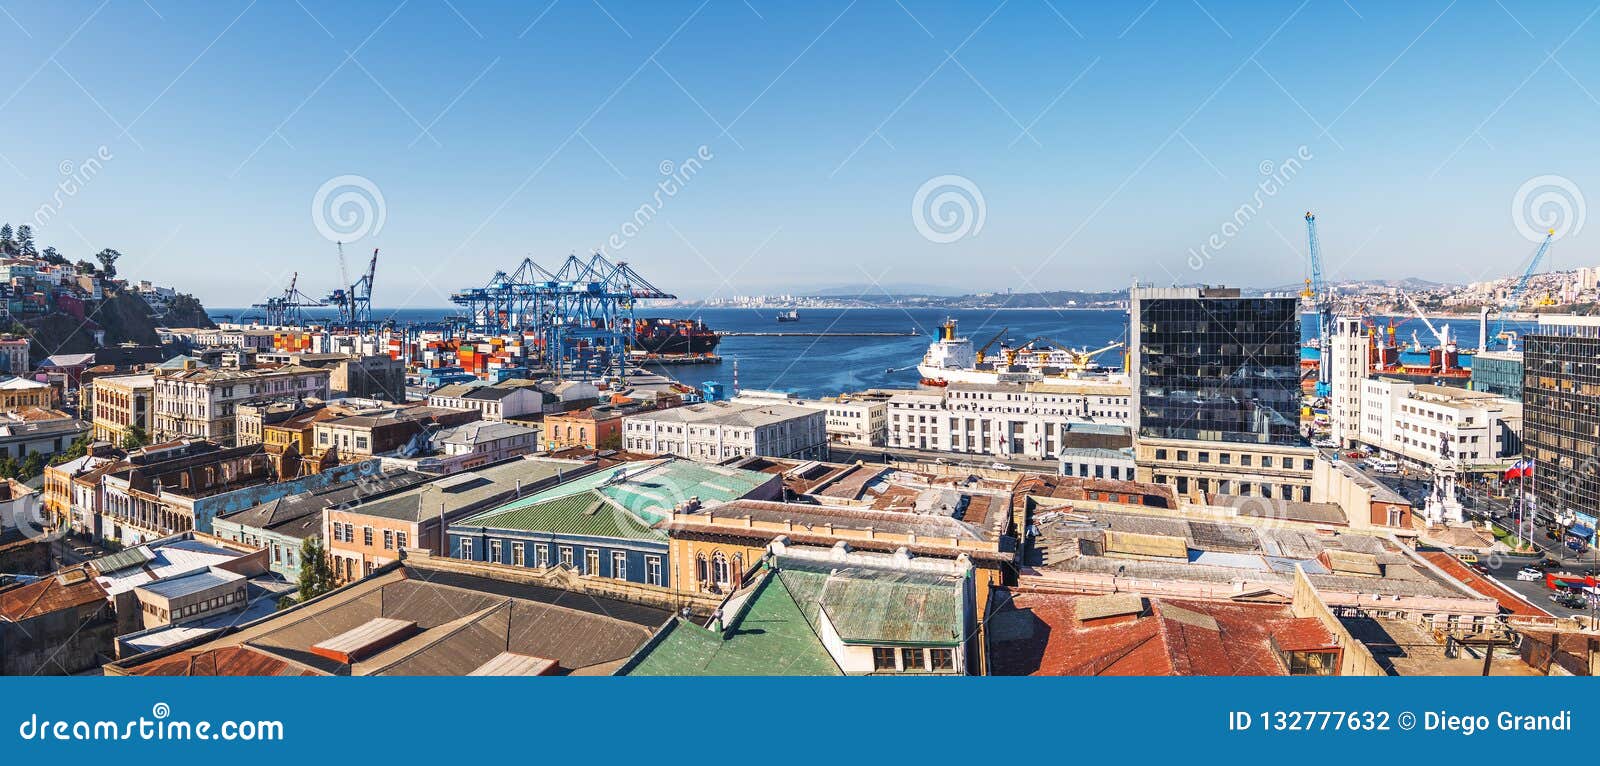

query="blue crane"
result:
[1303,212,1331,398]
[1495,229,1554,347]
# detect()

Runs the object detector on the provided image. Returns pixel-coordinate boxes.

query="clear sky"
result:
[1,1,1598,307]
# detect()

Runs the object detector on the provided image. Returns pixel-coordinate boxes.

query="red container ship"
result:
[630,317,721,355]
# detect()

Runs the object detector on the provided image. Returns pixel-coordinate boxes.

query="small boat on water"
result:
[777,309,799,323]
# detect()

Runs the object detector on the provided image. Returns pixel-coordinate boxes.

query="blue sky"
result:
[1,1,1598,307]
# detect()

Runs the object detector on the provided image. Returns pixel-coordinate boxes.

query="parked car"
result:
[1550,591,1587,609]
[1534,557,1563,569]
[1516,567,1543,581]
[989,461,1013,471]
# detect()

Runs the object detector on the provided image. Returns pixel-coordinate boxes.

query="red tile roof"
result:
[988,588,1339,676]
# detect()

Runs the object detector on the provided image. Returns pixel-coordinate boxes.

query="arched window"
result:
[695,554,708,587]
[712,552,730,589]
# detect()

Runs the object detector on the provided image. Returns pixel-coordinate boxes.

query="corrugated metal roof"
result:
[623,574,842,676]
[136,568,245,599]
[784,561,964,646]
[91,545,155,575]
[468,651,556,676]
[1102,530,1189,560]
[457,490,664,541]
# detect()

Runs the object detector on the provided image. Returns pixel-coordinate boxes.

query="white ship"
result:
[916,319,1126,386]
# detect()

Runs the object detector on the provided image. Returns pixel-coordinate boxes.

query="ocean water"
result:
[208,306,1543,399]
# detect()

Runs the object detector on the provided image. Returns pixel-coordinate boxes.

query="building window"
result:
[490,540,502,564]
[512,542,525,566]
[929,648,955,671]
[560,546,574,569]
[383,530,394,550]
[646,555,662,586]
[396,532,407,549]
[712,552,730,588]
[585,548,599,575]
[872,647,897,671]
[536,544,550,567]
[611,551,627,580]
[459,538,472,559]
[696,553,708,586]
[901,647,925,671]
[363,527,373,546]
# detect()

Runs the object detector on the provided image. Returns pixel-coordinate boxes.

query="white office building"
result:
[1358,378,1521,469]
[622,400,827,463]
[885,379,1131,460]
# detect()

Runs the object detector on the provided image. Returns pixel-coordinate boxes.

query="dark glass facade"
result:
[1470,352,1524,401]
[1135,292,1304,446]
[1522,324,1600,521]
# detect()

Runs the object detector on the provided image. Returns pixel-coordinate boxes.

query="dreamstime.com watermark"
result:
[16,703,284,743]
[1510,174,1585,243]
[912,174,986,244]
[311,174,386,243]
[602,145,714,255]
[33,145,114,229]
[1187,145,1313,271]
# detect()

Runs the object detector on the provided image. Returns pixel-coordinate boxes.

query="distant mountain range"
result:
[1263,277,1456,293]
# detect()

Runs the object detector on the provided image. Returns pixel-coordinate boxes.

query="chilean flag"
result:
[1503,459,1534,481]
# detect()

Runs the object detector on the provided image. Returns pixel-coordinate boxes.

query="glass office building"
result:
[1522,317,1600,540]
[1131,286,1305,446]
[1470,351,1524,401]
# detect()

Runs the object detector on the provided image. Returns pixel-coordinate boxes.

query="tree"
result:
[19,451,44,480]
[0,456,16,479]
[75,260,98,275]
[49,435,91,466]
[94,248,121,278]
[0,223,12,255]
[297,537,336,602]
[15,225,36,257]
[41,246,67,266]
[121,425,149,450]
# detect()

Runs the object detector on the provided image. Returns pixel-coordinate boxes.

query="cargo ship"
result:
[777,309,799,323]
[916,319,1126,386]
[630,317,721,355]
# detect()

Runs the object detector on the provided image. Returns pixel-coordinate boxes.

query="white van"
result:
[1368,457,1399,473]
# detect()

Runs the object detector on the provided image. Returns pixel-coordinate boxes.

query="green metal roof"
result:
[457,490,665,542]
[463,457,772,525]
[622,574,843,676]
[779,560,965,646]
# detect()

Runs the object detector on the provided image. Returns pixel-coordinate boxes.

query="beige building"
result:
[151,363,331,446]
[0,376,55,409]
[90,374,153,443]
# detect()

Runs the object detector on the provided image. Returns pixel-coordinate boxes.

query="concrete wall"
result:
[0,601,115,675]
[1291,566,1386,677]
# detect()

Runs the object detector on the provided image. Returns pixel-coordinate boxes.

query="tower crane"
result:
[1303,212,1332,398]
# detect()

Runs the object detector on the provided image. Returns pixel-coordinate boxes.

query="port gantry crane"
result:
[324,243,379,331]
[1302,212,1333,398]
[251,272,328,327]
[449,252,675,381]
[1494,229,1556,348]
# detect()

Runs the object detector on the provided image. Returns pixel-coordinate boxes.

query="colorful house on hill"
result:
[621,542,975,676]
[446,457,781,588]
